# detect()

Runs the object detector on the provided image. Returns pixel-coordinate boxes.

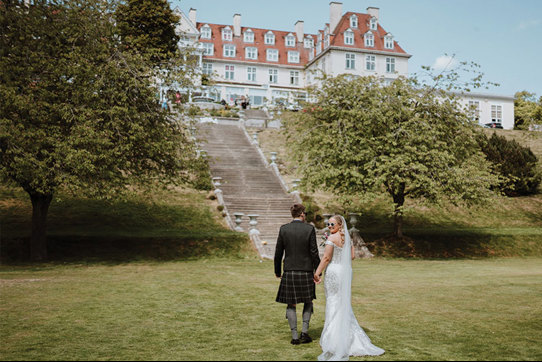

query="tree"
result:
[283,75,498,238]
[514,91,542,130]
[480,133,541,196]
[116,0,180,64]
[0,0,202,261]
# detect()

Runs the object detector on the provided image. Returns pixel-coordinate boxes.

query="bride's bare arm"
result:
[351,245,355,260]
[314,244,334,283]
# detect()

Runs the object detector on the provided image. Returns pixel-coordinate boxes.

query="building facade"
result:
[174,2,514,129]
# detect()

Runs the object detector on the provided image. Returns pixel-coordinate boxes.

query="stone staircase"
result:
[197,123,295,258]
[243,109,269,120]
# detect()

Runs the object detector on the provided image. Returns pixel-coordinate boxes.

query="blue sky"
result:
[171,0,542,98]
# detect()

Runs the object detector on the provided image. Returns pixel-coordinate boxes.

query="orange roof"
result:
[197,23,316,66]
[197,11,407,66]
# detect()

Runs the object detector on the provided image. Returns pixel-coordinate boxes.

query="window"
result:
[386,57,395,73]
[364,32,374,47]
[267,49,279,62]
[245,47,258,60]
[384,35,394,49]
[286,34,295,47]
[324,34,330,48]
[225,65,234,80]
[203,62,213,75]
[304,37,313,48]
[265,31,275,45]
[202,42,214,56]
[344,30,354,45]
[468,100,480,121]
[491,105,503,122]
[366,55,375,71]
[288,51,299,63]
[223,44,236,57]
[346,53,356,69]
[370,17,377,30]
[247,66,256,82]
[244,29,254,43]
[269,69,278,83]
[350,15,358,28]
[222,27,232,41]
[201,25,211,39]
[290,71,299,85]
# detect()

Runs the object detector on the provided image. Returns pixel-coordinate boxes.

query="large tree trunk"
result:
[29,193,53,261]
[392,183,406,239]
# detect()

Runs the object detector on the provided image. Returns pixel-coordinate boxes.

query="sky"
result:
[171,0,542,98]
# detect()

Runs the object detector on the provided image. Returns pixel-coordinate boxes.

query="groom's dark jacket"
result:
[274,220,320,277]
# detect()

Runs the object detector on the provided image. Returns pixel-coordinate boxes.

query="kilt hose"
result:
[276,271,316,304]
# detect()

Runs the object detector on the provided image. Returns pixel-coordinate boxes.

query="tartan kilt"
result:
[276,271,316,304]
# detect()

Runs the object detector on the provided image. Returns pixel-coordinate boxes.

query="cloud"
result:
[517,19,540,31]
[432,55,459,71]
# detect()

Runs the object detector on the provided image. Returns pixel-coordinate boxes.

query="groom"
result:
[274,204,321,345]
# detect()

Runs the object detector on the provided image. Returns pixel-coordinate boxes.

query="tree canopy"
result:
[116,0,180,64]
[283,75,498,237]
[0,0,203,260]
[514,91,542,130]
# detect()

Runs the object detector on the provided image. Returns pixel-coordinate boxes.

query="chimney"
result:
[367,7,379,21]
[295,21,304,43]
[188,8,197,26]
[233,14,241,37]
[329,2,342,34]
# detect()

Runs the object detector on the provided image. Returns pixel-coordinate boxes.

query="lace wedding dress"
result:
[318,217,385,361]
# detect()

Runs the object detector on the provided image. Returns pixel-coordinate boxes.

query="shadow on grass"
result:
[0,233,252,266]
[361,229,542,258]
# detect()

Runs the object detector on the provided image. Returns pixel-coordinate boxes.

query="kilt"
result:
[276,271,316,304]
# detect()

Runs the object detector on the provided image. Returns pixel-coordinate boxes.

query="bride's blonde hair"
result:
[331,215,345,244]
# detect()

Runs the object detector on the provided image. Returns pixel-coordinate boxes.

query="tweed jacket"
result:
[274,220,320,277]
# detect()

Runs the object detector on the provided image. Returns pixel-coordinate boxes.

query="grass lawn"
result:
[1,257,541,361]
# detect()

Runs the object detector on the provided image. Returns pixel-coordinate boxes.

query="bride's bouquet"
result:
[320,232,329,247]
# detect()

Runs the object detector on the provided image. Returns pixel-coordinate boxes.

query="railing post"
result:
[233,213,244,232]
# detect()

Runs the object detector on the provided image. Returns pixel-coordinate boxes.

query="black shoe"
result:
[291,338,301,345]
[300,333,313,343]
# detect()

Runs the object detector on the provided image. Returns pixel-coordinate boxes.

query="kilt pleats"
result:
[276,271,316,304]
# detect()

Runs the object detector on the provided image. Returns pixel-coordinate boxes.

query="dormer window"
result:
[222,26,232,41]
[304,37,313,48]
[364,32,374,47]
[350,15,358,28]
[344,29,354,45]
[201,24,211,39]
[384,34,394,49]
[286,33,296,47]
[265,31,275,45]
[370,17,377,31]
[244,29,254,43]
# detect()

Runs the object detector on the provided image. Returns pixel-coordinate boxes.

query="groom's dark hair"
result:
[290,204,306,218]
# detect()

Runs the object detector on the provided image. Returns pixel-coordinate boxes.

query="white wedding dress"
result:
[318,217,385,361]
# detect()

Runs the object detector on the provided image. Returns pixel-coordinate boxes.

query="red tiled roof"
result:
[197,23,316,66]
[197,11,407,66]
[329,12,407,54]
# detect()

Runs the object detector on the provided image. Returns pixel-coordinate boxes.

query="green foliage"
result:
[300,193,324,229]
[480,132,541,196]
[115,0,180,64]
[283,74,499,237]
[0,0,205,259]
[514,91,542,130]
[208,108,240,118]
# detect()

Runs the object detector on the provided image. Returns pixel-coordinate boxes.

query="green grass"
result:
[0,185,251,262]
[1,258,541,360]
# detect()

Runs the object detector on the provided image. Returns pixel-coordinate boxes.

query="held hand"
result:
[313,274,321,284]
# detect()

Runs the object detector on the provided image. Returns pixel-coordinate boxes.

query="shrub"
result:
[300,194,325,229]
[480,133,541,196]
[217,205,224,212]
[187,105,203,116]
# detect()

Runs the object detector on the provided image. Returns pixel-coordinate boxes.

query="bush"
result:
[187,105,203,116]
[480,133,541,196]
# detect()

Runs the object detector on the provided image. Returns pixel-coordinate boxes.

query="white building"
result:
[174,2,514,129]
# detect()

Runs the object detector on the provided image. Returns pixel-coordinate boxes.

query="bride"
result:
[314,215,385,361]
